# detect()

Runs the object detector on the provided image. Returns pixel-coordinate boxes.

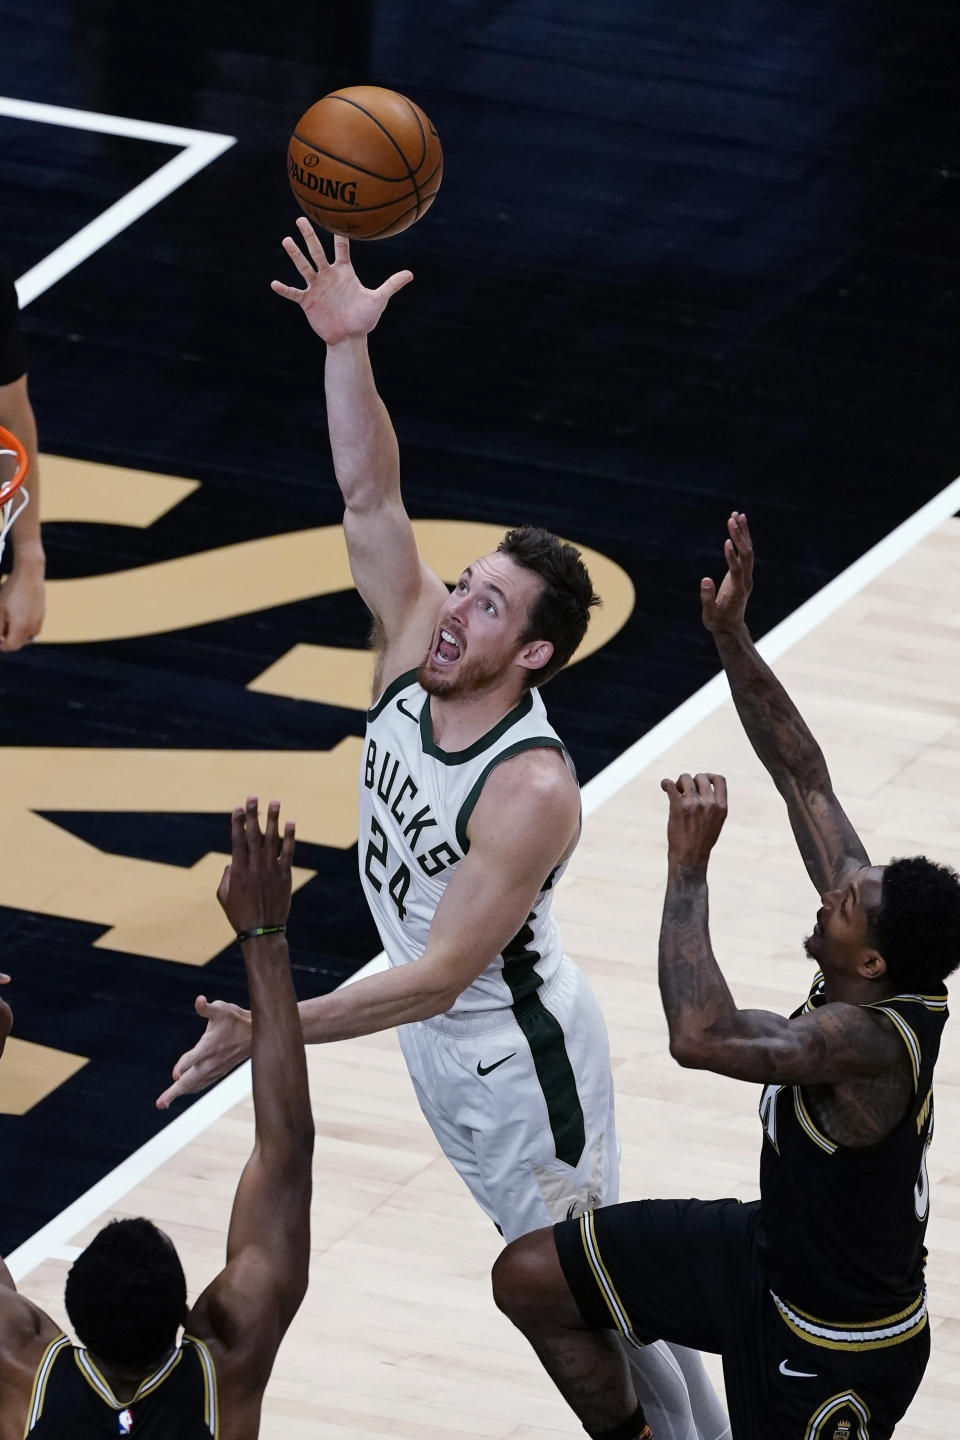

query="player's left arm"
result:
[156,752,579,1102]
[0,372,45,652]
[298,749,580,1040]
[657,774,904,1085]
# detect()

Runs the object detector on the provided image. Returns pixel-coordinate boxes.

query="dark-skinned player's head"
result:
[65,1218,187,1370]
[867,857,960,992]
[805,858,960,992]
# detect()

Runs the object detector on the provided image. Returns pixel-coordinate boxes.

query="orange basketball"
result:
[287,85,443,241]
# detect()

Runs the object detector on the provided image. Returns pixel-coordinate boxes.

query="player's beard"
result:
[418,647,507,699]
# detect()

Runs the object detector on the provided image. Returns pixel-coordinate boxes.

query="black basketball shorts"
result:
[553,1198,929,1440]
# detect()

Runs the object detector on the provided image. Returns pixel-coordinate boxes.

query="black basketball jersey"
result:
[25,1333,218,1437]
[758,974,947,1347]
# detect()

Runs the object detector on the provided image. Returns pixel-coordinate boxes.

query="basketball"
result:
[287,86,443,241]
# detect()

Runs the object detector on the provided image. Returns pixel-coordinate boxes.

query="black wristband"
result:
[236,924,287,944]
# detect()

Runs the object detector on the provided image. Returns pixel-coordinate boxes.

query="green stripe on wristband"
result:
[236,924,287,943]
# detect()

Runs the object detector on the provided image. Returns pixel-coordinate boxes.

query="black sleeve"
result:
[0,255,27,386]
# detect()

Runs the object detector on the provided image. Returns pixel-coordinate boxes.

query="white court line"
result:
[6,475,960,1282]
[581,477,960,815]
[0,97,235,308]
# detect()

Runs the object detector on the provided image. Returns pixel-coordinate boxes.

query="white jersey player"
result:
[161,219,731,1440]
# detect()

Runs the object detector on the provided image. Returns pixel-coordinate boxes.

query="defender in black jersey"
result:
[493,513,960,1440]
[0,800,313,1440]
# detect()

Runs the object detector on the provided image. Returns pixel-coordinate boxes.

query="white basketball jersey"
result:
[358,670,574,1014]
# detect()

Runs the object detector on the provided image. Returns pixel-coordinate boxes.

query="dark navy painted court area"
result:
[2,0,960,1250]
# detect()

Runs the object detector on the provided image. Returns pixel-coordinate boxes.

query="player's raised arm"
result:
[701,511,869,894]
[272,220,447,669]
[656,774,904,1093]
[185,799,314,1404]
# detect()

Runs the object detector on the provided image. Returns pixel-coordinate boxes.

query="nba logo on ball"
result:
[118,1410,133,1434]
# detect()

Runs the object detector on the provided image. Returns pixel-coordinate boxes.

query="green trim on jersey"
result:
[510,989,586,1168]
[420,689,535,765]
[454,737,565,853]
[501,914,586,1168]
[367,669,420,722]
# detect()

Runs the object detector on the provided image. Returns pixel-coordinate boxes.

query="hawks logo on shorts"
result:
[804,1391,869,1440]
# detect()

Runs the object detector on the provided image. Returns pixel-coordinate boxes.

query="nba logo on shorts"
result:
[118,1410,133,1435]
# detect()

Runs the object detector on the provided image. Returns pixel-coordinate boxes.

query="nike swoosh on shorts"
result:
[779,1359,817,1378]
[477,1053,516,1076]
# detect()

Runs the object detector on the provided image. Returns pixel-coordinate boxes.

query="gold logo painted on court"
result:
[3,456,635,973]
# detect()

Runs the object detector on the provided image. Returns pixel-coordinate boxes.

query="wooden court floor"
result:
[14,514,960,1439]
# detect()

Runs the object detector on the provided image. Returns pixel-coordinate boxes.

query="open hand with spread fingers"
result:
[662,772,728,868]
[700,510,754,635]
[216,795,295,936]
[270,217,414,346]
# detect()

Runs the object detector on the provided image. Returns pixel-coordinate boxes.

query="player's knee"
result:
[492,1228,569,1329]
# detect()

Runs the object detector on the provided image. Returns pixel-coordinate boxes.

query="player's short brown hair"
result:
[498,525,601,688]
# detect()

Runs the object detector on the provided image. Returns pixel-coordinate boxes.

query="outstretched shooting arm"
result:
[272,221,446,680]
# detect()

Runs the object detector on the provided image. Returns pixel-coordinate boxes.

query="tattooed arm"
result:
[658,775,903,1088]
[701,512,869,894]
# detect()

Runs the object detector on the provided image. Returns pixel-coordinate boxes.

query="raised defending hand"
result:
[270,217,413,345]
[216,796,295,935]
[0,972,11,1061]
[700,510,754,634]
[156,798,295,1109]
[661,773,728,867]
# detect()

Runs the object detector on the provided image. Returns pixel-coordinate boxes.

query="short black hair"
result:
[868,856,960,992]
[65,1218,187,1369]
[497,525,601,687]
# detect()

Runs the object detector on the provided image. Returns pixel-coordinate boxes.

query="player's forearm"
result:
[324,335,401,513]
[298,961,457,1043]
[0,380,43,559]
[658,863,739,1067]
[244,935,314,1157]
[713,625,830,796]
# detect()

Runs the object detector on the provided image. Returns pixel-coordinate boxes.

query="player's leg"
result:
[662,1348,730,1440]
[496,1198,760,1440]
[492,1227,651,1440]
[395,1020,502,1225]
[537,963,729,1440]
[471,969,703,1440]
